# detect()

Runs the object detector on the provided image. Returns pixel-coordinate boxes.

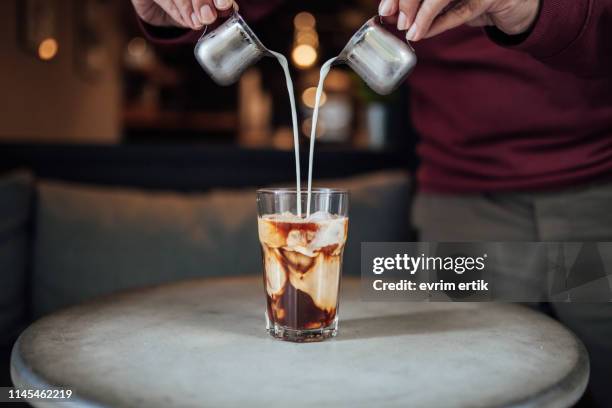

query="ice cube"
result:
[309,217,348,249]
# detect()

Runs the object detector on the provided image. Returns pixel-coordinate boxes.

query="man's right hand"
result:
[131,0,236,30]
[378,0,539,42]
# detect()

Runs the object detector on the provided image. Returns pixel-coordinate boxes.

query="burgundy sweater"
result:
[142,0,612,193]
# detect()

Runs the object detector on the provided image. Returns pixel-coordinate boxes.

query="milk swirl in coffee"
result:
[258,211,348,330]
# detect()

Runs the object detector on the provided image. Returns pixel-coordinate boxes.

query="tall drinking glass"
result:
[257,188,349,342]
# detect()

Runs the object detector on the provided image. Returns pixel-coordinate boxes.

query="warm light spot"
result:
[292,44,317,69]
[294,12,315,30]
[127,37,147,57]
[38,38,58,61]
[296,31,319,47]
[302,87,327,109]
[302,118,325,138]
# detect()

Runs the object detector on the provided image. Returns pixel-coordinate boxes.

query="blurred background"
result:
[0,0,417,163]
[1,0,417,388]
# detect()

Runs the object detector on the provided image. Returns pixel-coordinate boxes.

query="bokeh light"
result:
[302,118,325,138]
[292,44,317,69]
[38,38,58,61]
[302,87,327,109]
[127,37,147,58]
[294,12,315,30]
[296,31,319,47]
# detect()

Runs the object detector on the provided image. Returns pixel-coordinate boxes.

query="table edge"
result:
[11,333,106,408]
[496,330,590,408]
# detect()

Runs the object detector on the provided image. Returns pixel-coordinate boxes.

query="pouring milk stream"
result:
[306,57,336,217]
[194,12,417,218]
[268,51,302,216]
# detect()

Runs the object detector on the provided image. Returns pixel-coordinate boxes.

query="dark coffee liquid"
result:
[266,282,336,330]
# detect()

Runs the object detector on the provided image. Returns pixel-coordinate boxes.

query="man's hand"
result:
[131,0,236,30]
[378,0,540,41]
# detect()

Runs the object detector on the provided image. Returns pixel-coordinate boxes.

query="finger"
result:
[193,0,218,25]
[406,0,451,41]
[154,0,190,27]
[173,0,198,29]
[423,0,488,39]
[397,0,420,31]
[187,0,204,29]
[191,0,208,26]
[213,0,234,12]
[378,0,399,17]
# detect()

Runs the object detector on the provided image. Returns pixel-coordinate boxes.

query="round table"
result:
[12,277,588,408]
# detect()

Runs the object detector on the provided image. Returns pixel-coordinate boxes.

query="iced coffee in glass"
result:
[257,188,348,342]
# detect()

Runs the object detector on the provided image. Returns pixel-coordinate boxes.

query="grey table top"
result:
[12,277,588,408]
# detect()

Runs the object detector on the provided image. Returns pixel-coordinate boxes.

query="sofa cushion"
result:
[32,171,411,317]
[0,171,33,346]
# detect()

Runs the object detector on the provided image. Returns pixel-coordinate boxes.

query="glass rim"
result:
[257,187,348,195]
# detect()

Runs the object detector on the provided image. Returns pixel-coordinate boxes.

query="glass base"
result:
[266,315,338,343]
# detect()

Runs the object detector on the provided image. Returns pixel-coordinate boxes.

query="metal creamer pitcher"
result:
[194,11,270,86]
[194,13,416,94]
[338,16,417,95]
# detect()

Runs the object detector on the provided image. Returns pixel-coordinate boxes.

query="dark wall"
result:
[0,144,414,191]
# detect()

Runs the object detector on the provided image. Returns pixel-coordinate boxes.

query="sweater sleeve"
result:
[138,21,202,45]
[138,0,282,45]
[486,0,612,78]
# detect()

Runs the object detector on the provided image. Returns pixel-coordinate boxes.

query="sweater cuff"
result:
[486,0,590,59]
